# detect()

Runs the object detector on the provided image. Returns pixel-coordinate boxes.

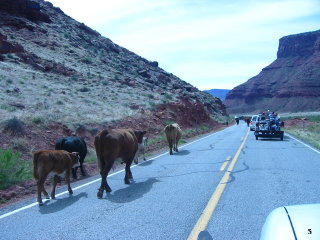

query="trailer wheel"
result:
[280,134,283,141]
[255,135,258,140]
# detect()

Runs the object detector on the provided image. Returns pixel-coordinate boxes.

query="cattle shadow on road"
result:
[105,177,160,203]
[174,149,190,156]
[196,144,215,152]
[138,160,154,166]
[38,192,88,214]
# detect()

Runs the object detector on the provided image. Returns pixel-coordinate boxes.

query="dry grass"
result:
[0,67,170,125]
[284,113,320,150]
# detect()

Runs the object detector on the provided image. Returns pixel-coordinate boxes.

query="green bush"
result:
[164,93,173,100]
[0,149,32,190]
[32,116,44,125]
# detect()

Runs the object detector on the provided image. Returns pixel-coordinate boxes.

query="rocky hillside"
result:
[224,29,320,114]
[0,0,227,155]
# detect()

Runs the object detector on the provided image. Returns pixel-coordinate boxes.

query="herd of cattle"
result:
[32,123,183,205]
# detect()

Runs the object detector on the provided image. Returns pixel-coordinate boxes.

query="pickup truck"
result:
[254,114,284,141]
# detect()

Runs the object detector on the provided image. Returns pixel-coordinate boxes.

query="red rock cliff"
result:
[225,30,320,113]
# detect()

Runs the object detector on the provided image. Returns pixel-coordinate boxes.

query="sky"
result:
[49,0,320,90]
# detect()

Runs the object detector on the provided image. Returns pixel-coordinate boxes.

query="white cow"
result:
[134,136,148,164]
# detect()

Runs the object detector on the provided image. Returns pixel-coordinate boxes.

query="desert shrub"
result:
[163,93,173,100]
[0,104,16,112]
[69,76,79,82]
[2,117,25,135]
[0,149,32,190]
[79,87,89,92]
[149,101,156,110]
[32,116,44,124]
[81,58,92,64]
[10,138,29,152]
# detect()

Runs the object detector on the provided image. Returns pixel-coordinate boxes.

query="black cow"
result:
[55,136,87,179]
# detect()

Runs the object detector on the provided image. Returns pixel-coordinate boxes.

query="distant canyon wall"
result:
[225,29,320,114]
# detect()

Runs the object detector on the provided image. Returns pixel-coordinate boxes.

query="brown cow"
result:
[33,150,79,205]
[164,123,182,155]
[94,128,146,198]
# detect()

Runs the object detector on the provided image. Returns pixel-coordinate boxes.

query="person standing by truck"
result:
[235,116,239,125]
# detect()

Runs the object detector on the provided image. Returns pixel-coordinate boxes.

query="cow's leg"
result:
[65,170,73,195]
[51,175,59,199]
[142,147,146,161]
[40,176,49,200]
[97,161,112,198]
[103,160,114,193]
[36,181,43,205]
[167,137,173,155]
[97,169,106,199]
[80,162,86,176]
[124,159,134,184]
[133,151,139,164]
[37,176,48,205]
[143,155,146,161]
[175,139,179,152]
[72,167,78,179]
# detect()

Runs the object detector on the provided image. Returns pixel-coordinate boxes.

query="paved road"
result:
[0,122,319,240]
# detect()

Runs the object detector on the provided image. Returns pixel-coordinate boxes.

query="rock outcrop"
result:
[225,30,320,113]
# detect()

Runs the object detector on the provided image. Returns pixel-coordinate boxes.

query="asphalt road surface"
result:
[1,122,319,240]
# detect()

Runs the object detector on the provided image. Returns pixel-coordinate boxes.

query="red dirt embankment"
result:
[0,99,226,208]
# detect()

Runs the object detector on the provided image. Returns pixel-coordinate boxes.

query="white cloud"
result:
[49,0,320,90]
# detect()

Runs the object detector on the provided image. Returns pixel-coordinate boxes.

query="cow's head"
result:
[70,152,80,167]
[134,130,147,144]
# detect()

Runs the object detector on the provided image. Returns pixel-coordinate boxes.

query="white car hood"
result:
[260,204,320,240]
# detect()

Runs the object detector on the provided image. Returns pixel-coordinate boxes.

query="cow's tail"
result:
[165,125,174,149]
[32,151,40,180]
[95,130,108,170]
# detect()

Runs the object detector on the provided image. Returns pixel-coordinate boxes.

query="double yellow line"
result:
[187,128,250,240]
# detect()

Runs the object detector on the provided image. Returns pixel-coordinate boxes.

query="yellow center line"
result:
[219,156,232,171]
[187,128,250,240]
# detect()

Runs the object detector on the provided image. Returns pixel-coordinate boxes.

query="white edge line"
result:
[0,128,225,220]
[286,133,320,154]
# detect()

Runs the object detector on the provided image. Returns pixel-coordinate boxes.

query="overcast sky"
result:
[49,0,320,90]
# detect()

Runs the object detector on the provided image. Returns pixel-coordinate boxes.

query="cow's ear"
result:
[142,131,147,135]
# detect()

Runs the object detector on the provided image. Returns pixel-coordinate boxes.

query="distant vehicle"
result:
[260,204,320,240]
[254,112,284,140]
[249,115,259,131]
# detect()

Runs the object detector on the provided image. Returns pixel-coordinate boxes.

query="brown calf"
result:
[33,150,79,205]
[94,128,146,198]
[164,123,182,155]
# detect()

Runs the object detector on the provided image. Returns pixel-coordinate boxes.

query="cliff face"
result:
[225,30,320,113]
[0,0,227,126]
